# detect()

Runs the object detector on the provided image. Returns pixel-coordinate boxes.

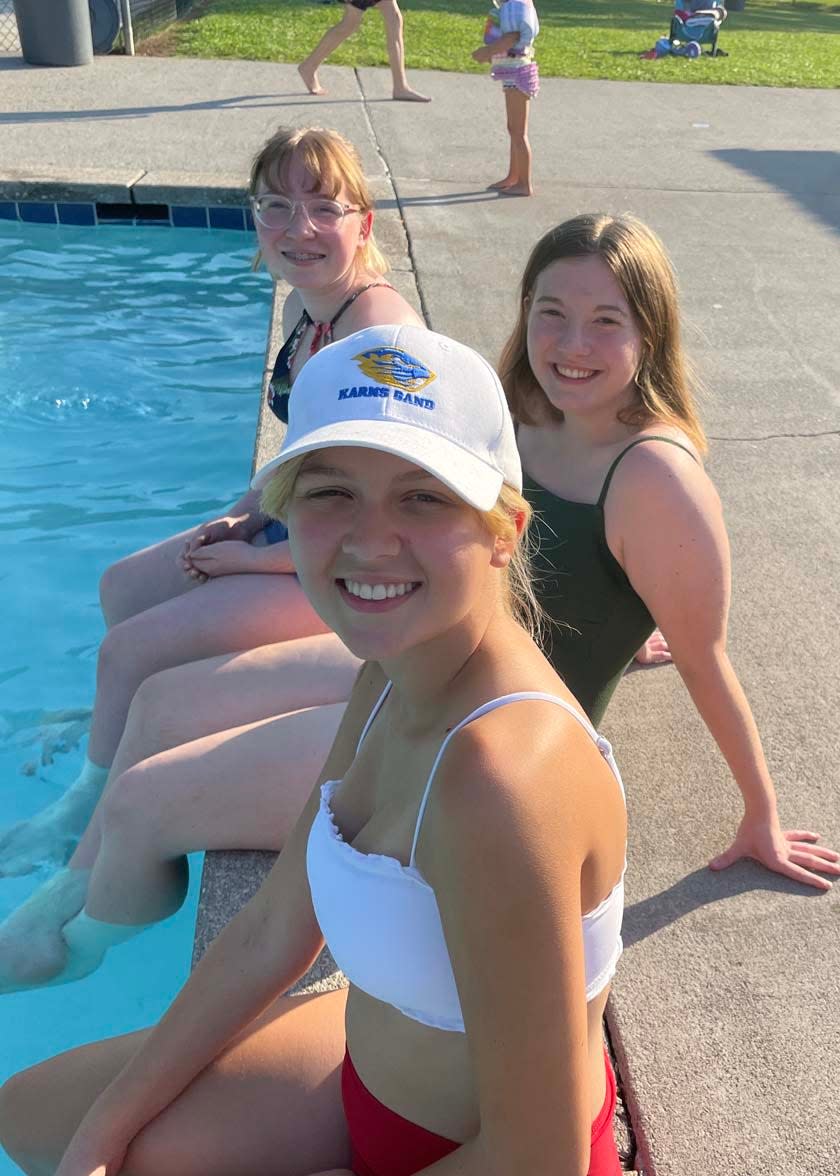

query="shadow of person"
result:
[622,861,826,950]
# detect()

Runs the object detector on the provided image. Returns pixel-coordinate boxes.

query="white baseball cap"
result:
[251,324,522,511]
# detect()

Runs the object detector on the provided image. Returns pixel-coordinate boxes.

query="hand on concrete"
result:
[709,816,840,891]
[633,628,673,666]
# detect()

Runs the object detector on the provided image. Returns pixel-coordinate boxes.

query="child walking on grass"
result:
[299,0,430,102]
[472,0,540,196]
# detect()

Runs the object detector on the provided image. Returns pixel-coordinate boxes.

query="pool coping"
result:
[0,168,255,229]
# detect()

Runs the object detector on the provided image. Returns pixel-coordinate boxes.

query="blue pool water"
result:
[0,221,272,1168]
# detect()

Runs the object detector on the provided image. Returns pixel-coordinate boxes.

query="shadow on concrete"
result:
[378,189,520,209]
[0,93,360,122]
[623,862,826,949]
[711,148,840,237]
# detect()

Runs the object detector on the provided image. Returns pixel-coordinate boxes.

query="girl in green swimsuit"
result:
[499,212,838,890]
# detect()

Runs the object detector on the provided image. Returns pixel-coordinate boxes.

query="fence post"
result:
[120,0,134,53]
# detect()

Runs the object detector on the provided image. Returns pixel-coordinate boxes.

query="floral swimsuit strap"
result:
[268,281,395,422]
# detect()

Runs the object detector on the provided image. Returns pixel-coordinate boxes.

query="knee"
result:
[96,615,159,695]
[384,3,403,33]
[0,1070,51,1176]
[122,670,184,758]
[99,555,135,628]
[99,764,158,846]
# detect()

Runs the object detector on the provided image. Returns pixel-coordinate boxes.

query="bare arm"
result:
[56,663,387,1176]
[413,705,624,1176]
[472,31,519,62]
[609,443,838,889]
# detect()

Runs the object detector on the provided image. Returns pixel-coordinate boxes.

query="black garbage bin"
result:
[13,0,94,66]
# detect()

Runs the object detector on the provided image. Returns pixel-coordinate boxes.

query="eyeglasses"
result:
[250,194,361,232]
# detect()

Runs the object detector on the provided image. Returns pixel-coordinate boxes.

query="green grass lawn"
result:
[139,0,840,87]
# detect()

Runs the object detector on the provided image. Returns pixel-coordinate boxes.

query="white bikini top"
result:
[306,685,626,1033]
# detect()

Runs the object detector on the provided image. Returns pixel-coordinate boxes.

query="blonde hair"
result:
[249,126,389,277]
[499,213,707,455]
[261,458,545,641]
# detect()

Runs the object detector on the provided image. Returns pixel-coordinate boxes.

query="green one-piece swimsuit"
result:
[524,435,695,725]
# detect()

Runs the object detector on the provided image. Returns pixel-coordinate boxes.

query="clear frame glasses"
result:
[250,194,361,232]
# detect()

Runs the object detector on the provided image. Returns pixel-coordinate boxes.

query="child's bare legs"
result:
[0,989,350,1176]
[298,1,365,95]
[0,704,347,990]
[488,87,533,195]
[378,0,430,102]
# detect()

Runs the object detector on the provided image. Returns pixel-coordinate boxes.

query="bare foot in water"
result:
[0,795,92,877]
[0,867,88,993]
[392,87,431,102]
[298,63,326,95]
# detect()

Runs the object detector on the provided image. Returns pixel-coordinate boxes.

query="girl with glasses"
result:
[0,325,627,1176]
[0,127,422,990]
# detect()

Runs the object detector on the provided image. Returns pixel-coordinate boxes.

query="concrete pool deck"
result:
[2,50,839,1175]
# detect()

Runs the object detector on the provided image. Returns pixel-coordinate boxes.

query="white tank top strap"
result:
[355,680,393,756]
[408,691,619,867]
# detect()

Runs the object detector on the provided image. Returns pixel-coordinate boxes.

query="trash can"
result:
[13,0,94,66]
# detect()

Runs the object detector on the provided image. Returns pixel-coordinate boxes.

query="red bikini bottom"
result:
[341,1047,622,1176]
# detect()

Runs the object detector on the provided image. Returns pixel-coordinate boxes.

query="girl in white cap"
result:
[1,325,627,1176]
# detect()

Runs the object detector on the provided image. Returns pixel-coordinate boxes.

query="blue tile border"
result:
[209,206,245,231]
[172,205,209,229]
[19,201,58,224]
[58,202,97,227]
[0,199,255,232]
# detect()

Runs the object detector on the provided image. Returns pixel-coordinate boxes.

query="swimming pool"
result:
[0,220,272,1170]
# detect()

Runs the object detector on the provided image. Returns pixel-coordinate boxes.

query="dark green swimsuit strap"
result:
[597,435,698,509]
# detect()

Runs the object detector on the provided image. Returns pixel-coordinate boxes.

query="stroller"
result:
[670,0,727,56]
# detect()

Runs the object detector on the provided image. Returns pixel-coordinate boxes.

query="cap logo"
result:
[354,348,436,395]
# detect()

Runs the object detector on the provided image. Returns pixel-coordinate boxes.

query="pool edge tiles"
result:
[0,201,254,231]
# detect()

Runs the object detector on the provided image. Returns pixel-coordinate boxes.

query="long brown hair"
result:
[498,214,706,454]
[249,126,388,276]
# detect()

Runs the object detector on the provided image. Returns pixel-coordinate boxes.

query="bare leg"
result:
[89,703,347,926]
[490,88,533,195]
[99,524,206,629]
[378,0,430,101]
[298,2,365,95]
[88,572,331,767]
[72,632,360,870]
[0,989,350,1176]
[0,703,347,991]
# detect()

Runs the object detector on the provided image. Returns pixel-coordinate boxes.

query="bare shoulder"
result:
[609,429,721,521]
[340,283,424,335]
[429,698,618,851]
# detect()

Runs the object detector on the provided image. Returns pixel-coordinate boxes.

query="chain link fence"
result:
[125,0,196,41]
[0,0,198,56]
[0,0,20,52]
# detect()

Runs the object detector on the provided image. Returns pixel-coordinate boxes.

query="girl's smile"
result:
[255,157,369,289]
[527,254,642,419]
[286,447,507,660]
